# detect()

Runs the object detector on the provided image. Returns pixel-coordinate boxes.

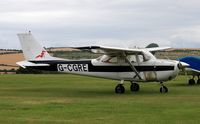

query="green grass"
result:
[0,74,200,124]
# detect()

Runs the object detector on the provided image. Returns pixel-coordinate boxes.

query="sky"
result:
[1,0,200,49]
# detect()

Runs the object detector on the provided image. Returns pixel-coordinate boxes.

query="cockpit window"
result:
[108,57,117,63]
[127,53,147,63]
[127,55,137,63]
[143,51,155,61]
[96,55,118,63]
[96,52,154,64]
[138,55,145,62]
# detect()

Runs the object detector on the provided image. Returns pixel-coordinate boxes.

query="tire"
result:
[197,79,200,85]
[130,83,140,92]
[115,84,125,94]
[160,86,168,93]
[188,79,195,85]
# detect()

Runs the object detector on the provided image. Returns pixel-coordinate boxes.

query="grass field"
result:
[0,74,200,124]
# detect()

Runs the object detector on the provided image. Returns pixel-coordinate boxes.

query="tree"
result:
[146,43,159,48]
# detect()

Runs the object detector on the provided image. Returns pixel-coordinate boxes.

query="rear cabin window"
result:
[128,55,137,63]
[127,54,145,63]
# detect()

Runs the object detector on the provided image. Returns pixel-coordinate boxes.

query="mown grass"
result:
[0,74,200,124]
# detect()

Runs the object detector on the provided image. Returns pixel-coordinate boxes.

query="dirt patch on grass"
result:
[0,53,24,70]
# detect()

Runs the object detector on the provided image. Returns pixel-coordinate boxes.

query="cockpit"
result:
[96,51,155,64]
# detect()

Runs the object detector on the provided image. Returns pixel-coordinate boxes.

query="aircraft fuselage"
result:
[28,58,179,82]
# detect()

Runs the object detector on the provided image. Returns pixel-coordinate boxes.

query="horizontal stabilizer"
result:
[16,61,49,68]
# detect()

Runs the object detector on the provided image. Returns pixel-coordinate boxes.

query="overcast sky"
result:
[0,0,200,49]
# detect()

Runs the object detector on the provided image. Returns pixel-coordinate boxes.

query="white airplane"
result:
[16,32,187,94]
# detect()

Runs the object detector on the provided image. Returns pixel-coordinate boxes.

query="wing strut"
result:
[122,52,142,80]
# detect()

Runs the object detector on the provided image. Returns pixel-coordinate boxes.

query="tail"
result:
[17,32,54,60]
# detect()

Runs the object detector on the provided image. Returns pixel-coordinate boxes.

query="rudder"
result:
[17,32,54,60]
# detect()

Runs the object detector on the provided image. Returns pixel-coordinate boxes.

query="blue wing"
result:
[179,56,200,73]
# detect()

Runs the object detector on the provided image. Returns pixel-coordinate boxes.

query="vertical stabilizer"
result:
[17,32,54,60]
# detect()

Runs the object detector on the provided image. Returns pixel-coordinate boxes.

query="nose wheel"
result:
[160,82,168,93]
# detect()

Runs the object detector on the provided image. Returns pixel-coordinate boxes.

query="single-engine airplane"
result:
[179,56,200,85]
[17,32,187,93]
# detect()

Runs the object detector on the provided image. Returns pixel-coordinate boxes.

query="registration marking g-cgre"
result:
[57,64,88,72]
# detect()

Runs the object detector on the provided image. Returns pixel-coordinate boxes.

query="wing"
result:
[179,56,200,75]
[145,47,171,52]
[74,46,170,54]
[75,46,146,54]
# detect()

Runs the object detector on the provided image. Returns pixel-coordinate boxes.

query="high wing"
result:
[145,47,171,52]
[74,46,170,54]
[179,56,200,74]
[75,46,142,54]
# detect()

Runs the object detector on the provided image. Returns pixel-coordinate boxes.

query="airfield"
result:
[0,48,200,123]
[0,74,200,124]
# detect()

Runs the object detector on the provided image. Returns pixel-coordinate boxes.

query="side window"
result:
[96,55,107,61]
[108,57,117,63]
[127,55,137,63]
[127,54,145,63]
[143,52,154,61]
[138,54,144,62]
[96,55,118,63]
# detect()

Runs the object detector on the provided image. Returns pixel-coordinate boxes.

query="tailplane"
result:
[17,32,54,60]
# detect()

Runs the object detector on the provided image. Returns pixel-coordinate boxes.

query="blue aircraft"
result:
[179,56,200,85]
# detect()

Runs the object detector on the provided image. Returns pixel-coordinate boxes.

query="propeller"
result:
[177,61,190,75]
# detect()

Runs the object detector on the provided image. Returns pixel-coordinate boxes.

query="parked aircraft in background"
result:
[179,56,200,85]
[17,32,188,94]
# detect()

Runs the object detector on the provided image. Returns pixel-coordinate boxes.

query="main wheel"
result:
[115,84,125,94]
[188,79,195,85]
[197,79,200,85]
[130,83,140,92]
[160,86,168,93]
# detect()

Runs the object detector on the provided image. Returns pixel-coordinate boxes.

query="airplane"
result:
[179,56,200,85]
[16,32,187,94]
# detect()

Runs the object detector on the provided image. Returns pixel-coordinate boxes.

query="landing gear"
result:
[188,75,195,85]
[130,82,140,92]
[187,75,200,85]
[115,80,125,94]
[160,82,168,93]
[197,79,200,85]
[115,84,125,93]
[197,76,200,85]
[188,79,195,85]
[115,81,169,94]
[160,86,168,93]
